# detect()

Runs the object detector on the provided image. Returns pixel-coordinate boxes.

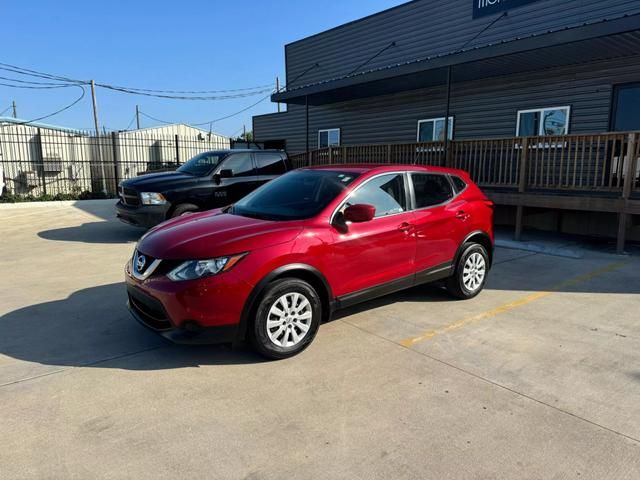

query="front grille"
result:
[119,186,140,206]
[132,249,158,277]
[128,287,172,331]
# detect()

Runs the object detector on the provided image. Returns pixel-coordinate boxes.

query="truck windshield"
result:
[177,152,225,176]
[231,170,360,220]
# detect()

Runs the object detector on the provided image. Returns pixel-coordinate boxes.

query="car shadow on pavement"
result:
[38,221,144,244]
[0,283,265,377]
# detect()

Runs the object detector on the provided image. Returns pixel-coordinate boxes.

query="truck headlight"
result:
[167,253,247,281]
[140,192,167,205]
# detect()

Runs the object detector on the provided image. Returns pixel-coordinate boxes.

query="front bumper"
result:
[116,200,170,228]
[125,261,253,345]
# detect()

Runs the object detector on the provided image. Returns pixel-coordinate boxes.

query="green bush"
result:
[0,191,116,203]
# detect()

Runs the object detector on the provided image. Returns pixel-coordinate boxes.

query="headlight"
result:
[140,192,167,205]
[167,253,247,281]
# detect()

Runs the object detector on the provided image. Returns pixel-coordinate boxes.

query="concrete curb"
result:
[495,237,583,259]
[0,199,117,210]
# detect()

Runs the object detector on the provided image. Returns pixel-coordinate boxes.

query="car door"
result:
[211,152,260,205]
[409,172,467,278]
[255,151,287,187]
[328,172,417,301]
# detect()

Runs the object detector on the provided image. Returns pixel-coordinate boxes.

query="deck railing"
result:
[290,132,640,196]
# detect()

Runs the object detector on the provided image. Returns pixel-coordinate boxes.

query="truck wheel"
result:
[170,203,199,218]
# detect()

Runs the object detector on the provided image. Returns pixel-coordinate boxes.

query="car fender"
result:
[236,263,334,343]
[454,230,494,269]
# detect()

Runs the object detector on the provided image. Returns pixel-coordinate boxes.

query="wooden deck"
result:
[290,132,640,252]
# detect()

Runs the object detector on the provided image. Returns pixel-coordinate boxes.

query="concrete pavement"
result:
[1,201,639,479]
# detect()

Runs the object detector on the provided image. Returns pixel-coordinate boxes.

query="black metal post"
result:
[111,132,119,190]
[174,134,180,167]
[305,95,310,166]
[36,128,47,196]
[443,65,452,166]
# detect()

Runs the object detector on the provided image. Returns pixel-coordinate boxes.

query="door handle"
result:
[455,210,469,220]
[398,222,413,232]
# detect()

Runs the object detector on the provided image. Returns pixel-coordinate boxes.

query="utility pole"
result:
[90,80,108,195]
[243,124,246,142]
[276,76,281,113]
[135,105,141,129]
[12,100,17,118]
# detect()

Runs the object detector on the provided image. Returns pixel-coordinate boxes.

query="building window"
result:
[318,128,340,148]
[417,117,454,142]
[612,83,640,132]
[517,106,570,137]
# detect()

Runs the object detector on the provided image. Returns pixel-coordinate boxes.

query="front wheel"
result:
[445,243,489,299]
[170,203,199,218]
[250,278,322,359]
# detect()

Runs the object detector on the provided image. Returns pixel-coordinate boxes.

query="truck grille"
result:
[119,186,140,206]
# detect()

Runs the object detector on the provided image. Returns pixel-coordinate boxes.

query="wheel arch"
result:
[236,263,334,343]
[455,230,494,269]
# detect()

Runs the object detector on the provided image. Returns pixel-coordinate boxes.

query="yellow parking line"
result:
[400,261,627,348]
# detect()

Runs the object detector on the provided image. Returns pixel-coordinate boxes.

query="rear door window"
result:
[256,152,286,176]
[411,173,453,208]
[220,153,255,177]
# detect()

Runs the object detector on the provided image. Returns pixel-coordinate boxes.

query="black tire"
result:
[170,203,199,218]
[445,243,489,300]
[250,278,322,360]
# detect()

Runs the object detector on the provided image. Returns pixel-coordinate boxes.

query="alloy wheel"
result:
[463,252,486,292]
[266,292,313,347]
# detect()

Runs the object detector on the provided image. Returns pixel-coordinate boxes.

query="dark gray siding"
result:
[254,56,640,154]
[285,0,640,88]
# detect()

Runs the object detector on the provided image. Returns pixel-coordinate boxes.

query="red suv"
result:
[125,165,494,359]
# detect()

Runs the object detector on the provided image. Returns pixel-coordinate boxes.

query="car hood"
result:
[122,171,197,190]
[137,210,303,259]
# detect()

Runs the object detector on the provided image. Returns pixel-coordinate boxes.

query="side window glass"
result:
[345,173,406,218]
[451,175,467,193]
[412,173,453,208]
[256,153,286,175]
[221,153,254,177]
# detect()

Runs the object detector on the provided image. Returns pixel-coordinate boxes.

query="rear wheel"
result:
[250,278,321,359]
[445,243,489,299]
[170,203,199,218]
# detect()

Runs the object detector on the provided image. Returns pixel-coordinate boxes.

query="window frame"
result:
[516,106,571,137]
[254,151,287,176]
[330,171,411,224]
[330,170,468,224]
[318,128,341,148]
[407,172,458,211]
[416,117,454,142]
[215,151,257,177]
[610,82,640,132]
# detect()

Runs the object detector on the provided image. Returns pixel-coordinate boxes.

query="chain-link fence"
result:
[0,124,230,200]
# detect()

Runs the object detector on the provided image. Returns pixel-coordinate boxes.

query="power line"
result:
[96,82,276,95]
[3,85,86,125]
[0,61,278,102]
[96,83,273,100]
[0,81,76,90]
[0,75,71,87]
[138,92,272,128]
[0,104,12,116]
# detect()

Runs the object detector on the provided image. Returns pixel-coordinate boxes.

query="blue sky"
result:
[1,0,405,137]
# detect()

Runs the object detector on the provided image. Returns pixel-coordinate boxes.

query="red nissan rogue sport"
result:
[125,165,494,359]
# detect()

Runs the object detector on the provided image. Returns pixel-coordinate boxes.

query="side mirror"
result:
[219,169,233,178]
[343,204,376,223]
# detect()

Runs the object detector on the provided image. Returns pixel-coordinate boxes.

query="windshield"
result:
[177,152,225,176]
[231,170,360,221]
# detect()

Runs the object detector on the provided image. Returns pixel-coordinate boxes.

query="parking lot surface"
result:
[1,201,639,479]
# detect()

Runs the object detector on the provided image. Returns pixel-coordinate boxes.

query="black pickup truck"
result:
[116,149,291,228]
